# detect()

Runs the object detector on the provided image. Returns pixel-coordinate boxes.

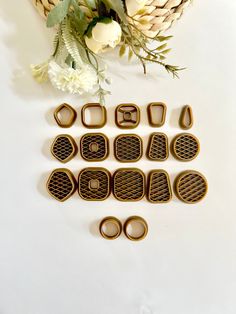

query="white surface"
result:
[0,1,236,313]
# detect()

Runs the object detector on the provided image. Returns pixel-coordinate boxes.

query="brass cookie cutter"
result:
[81,103,107,128]
[123,216,148,241]
[46,168,77,202]
[51,134,78,163]
[114,134,143,162]
[171,133,200,162]
[179,105,193,130]
[80,133,109,161]
[113,168,146,202]
[78,167,111,201]
[146,132,169,161]
[174,170,208,204]
[99,216,122,240]
[147,102,167,127]
[54,103,77,128]
[115,104,140,129]
[147,169,172,203]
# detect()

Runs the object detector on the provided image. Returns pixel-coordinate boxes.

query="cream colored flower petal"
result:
[85,36,103,54]
[92,20,121,44]
[126,0,148,16]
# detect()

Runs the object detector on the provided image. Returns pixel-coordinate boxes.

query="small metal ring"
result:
[123,216,148,241]
[99,217,122,240]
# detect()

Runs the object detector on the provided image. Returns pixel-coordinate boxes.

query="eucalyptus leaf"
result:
[47,0,72,27]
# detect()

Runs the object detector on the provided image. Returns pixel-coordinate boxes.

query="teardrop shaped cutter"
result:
[179,105,193,130]
[174,170,208,204]
[146,132,169,161]
[147,169,172,203]
[47,168,77,202]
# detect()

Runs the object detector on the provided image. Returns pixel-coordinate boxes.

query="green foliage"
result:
[120,21,182,78]
[44,0,182,104]
[69,0,88,36]
[47,0,71,27]
[102,0,127,24]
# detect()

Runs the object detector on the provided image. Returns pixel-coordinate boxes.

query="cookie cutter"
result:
[113,168,146,202]
[179,105,193,130]
[51,134,78,163]
[147,102,167,127]
[146,132,169,161]
[114,134,143,162]
[174,170,208,204]
[115,104,140,129]
[46,168,77,202]
[80,133,109,161]
[54,103,77,128]
[147,169,172,203]
[81,103,107,128]
[99,216,122,240]
[78,167,111,201]
[123,216,148,241]
[171,133,200,161]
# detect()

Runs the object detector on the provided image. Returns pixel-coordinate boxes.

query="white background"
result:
[0,1,236,313]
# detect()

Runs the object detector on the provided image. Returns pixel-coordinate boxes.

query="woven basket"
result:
[32,0,191,37]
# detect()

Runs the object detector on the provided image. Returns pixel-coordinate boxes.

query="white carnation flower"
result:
[48,60,97,94]
[126,0,148,16]
[85,19,122,54]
